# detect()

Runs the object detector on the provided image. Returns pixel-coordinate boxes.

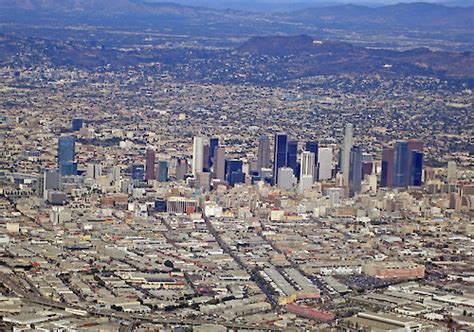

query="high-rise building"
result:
[407,139,424,186]
[318,147,333,181]
[381,147,395,188]
[305,141,319,180]
[203,144,210,172]
[410,151,423,186]
[277,167,294,190]
[273,133,288,185]
[209,138,219,168]
[86,162,102,179]
[145,149,156,181]
[299,175,314,193]
[196,172,211,191]
[225,159,243,185]
[38,169,61,199]
[213,147,226,181]
[394,141,409,188]
[176,158,188,181]
[58,136,77,176]
[192,136,204,176]
[349,146,363,196]
[71,118,84,132]
[341,123,354,186]
[257,135,271,175]
[158,160,168,182]
[131,164,145,181]
[287,140,298,176]
[300,151,315,180]
[447,161,457,183]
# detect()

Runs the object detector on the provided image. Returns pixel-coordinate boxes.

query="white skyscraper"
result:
[277,167,294,190]
[447,161,457,183]
[341,123,353,185]
[318,147,333,180]
[299,175,314,193]
[300,151,316,180]
[192,136,204,176]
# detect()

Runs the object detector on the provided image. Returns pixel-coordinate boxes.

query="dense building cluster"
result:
[0,63,473,331]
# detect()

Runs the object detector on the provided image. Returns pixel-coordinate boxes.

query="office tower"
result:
[176,158,188,181]
[213,147,226,181]
[394,141,409,188]
[203,144,210,172]
[318,147,333,181]
[410,151,423,186]
[38,169,61,199]
[381,147,395,188]
[305,141,319,179]
[145,149,156,181]
[299,175,314,193]
[71,118,84,131]
[325,187,344,208]
[86,163,102,179]
[273,133,288,185]
[300,151,315,180]
[229,171,245,187]
[349,146,363,196]
[131,164,145,181]
[209,138,219,167]
[111,166,121,182]
[277,167,294,190]
[196,172,211,191]
[192,136,204,176]
[287,140,298,176]
[407,139,424,185]
[225,159,243,185]
[58,136,77,176]
[257,135,271,174]
[447,161,457,183]
[340,123,354,186]
[158,160,168,182]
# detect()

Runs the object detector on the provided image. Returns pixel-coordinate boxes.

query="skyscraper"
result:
[407,139,424,186]
[300,151,315,180]
[287,140,298,177]
[341,123,354,186]
[410,151,423,186]
[225,159,244,186]
[305,141,319,180]
[203,144,210,172]
[273,133,288,185]
[209,137,219,168]
[158,160,168,182]
[176,158,188,181]
[145,149,156,181]
[349,145,363,196]
[213,147,226,181]
[394,141,409,188]
[192,136,204,176]
[58,136,77,176]
[257,135,270,175]
[447,161,457,183]
[277,167,294,190]
[318,147,333,181]
[381,147,395,188]
[131,164,145,181]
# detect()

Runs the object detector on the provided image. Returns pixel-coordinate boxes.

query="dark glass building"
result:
[158,160,168,182]
[394,141,409,188]
[131,164,145,181]
[225,159,243,186]
[273,133,288,185]
[71,118,84,132]
[209,138,219,167]
[58,136,77,176]
[287,140,298,177]
[410,151,423,186]
[349,145,363,196]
